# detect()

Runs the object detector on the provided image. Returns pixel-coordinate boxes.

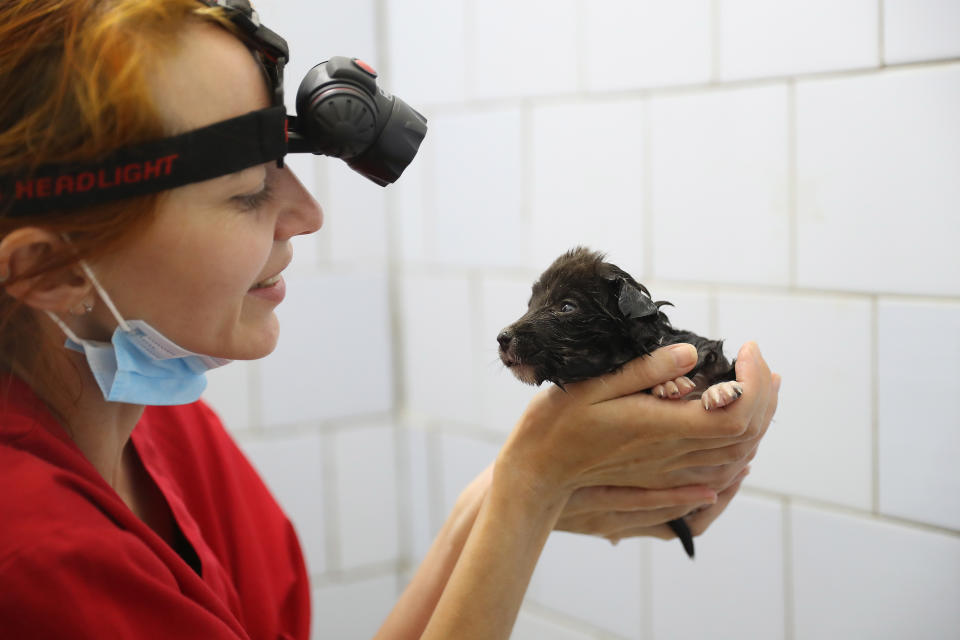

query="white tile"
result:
[645,287,713,339]
[399,273,479,424]
[334,425,400,569]
[470,0,579,99]
[650,85,790,285]
[528,533,644,639]
[719,0,879,80]
[402,426,435,564]
[716,293,873,509]
[392,130,430,264]
[321,162,389,266]
[260,272,393,426]
[277,155,323,273]
[438,433,500,515]
[878,300,960,530]
[385,0,467,106]
[792,505,960,640]
[796,64,960,295]
[583,0,712,91]
[236,432,325,575]
[531,99,646,274]
[312,574,398,640]
[480,276,545,435]
[512,608,596,640]
[254,0,378,115]
[884,0,960,64]
[430,108,528,268]
[650,495,784,640]
[202,360,254,433]
[285,154,321,207]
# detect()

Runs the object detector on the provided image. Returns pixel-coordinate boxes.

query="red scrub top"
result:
[0,376,310,639]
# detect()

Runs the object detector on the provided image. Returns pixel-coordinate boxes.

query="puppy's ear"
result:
[608,275,658,319]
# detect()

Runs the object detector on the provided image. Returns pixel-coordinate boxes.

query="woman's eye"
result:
[559,302,577,313]
[232,183,274,211]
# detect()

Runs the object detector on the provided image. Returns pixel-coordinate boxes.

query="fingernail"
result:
[773,375,782,393]
[668,343,697,368]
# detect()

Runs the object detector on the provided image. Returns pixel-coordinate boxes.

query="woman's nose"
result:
[274,165,323,240]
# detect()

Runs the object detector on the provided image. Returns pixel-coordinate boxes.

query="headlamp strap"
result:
[0,106,287,217]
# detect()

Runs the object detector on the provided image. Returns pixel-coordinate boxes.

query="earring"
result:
[69,298,94,316]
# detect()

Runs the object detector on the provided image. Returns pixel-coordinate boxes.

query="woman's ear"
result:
[0,228,92,313]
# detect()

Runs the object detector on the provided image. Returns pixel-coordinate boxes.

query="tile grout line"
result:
[372,0,412,593]
[575,0,588,93]
[641,540,653,640]
[783,498,795,640]
[742,486,960,538]
[710,0,722,82]
[416,56,960,115]
[871,297,880,514]
[642,93,654,281]
[320,429,343,575]
[877,0,886,67]
[787,78,798,289]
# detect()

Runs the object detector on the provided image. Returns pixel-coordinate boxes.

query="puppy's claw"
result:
[654,376,697,401]
[702,381,744,411]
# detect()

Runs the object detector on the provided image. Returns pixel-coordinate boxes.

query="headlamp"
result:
[0,0,427,217]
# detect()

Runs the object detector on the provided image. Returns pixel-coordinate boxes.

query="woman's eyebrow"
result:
[220,165,268,185]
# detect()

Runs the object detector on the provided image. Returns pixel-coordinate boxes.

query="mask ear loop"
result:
[43,234,131,346]
[45,310,88,346]
[50,233,132,335]
[77,260,131,333]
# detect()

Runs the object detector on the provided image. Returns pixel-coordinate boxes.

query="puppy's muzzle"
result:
[497,328,539,385]
[496,329,518,364]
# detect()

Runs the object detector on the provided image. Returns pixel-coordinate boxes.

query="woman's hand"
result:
[497,341,779,515]
[557,466,751,544]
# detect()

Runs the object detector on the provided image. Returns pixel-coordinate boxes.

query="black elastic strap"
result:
[0,106,287,217]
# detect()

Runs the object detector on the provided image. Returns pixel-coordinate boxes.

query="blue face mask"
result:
[45,262,231,406]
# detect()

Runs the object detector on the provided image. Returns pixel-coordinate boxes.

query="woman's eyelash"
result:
[233,183,274,211]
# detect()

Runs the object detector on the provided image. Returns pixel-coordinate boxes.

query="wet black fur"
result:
[498,247,739,559]
[499,247,736,391]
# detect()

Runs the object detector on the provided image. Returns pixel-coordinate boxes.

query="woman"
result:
[0,1,780,638]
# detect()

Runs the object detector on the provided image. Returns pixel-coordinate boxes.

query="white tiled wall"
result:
[791,505,960,639]
[649,84,790,285]
[201,1,959,638]
[718,0,880,80]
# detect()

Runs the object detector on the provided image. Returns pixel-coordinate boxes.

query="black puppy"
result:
[497,247,743,558]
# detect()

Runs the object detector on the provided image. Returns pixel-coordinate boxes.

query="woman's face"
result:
[88,21,323,360]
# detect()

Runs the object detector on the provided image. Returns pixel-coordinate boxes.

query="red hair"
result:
[0,0,237,386]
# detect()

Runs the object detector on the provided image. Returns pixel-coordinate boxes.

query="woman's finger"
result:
[573,343,699,404]
[563,484,717,517]
[606,523,676,544]
[685,469,749,536]
[665,439,757,471]
[559,503,709,538]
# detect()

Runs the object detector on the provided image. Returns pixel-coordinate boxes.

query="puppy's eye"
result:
[559,301,577,313]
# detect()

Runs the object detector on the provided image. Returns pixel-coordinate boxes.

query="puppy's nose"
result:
[497,330,514,351]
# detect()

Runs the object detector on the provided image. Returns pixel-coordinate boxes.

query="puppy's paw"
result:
[702,381,743,411]
[653,376,696,399]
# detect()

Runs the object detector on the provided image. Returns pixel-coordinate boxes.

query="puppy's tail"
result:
[667,517,695,559]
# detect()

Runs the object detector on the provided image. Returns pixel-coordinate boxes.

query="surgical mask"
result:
[45,261,231,405]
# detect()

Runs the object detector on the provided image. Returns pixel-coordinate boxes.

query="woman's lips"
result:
[247,274,286,303]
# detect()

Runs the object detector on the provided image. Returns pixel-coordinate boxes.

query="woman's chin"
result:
[221,314,281,360]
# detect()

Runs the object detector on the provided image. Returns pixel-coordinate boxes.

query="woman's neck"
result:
[28,321,145,492]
